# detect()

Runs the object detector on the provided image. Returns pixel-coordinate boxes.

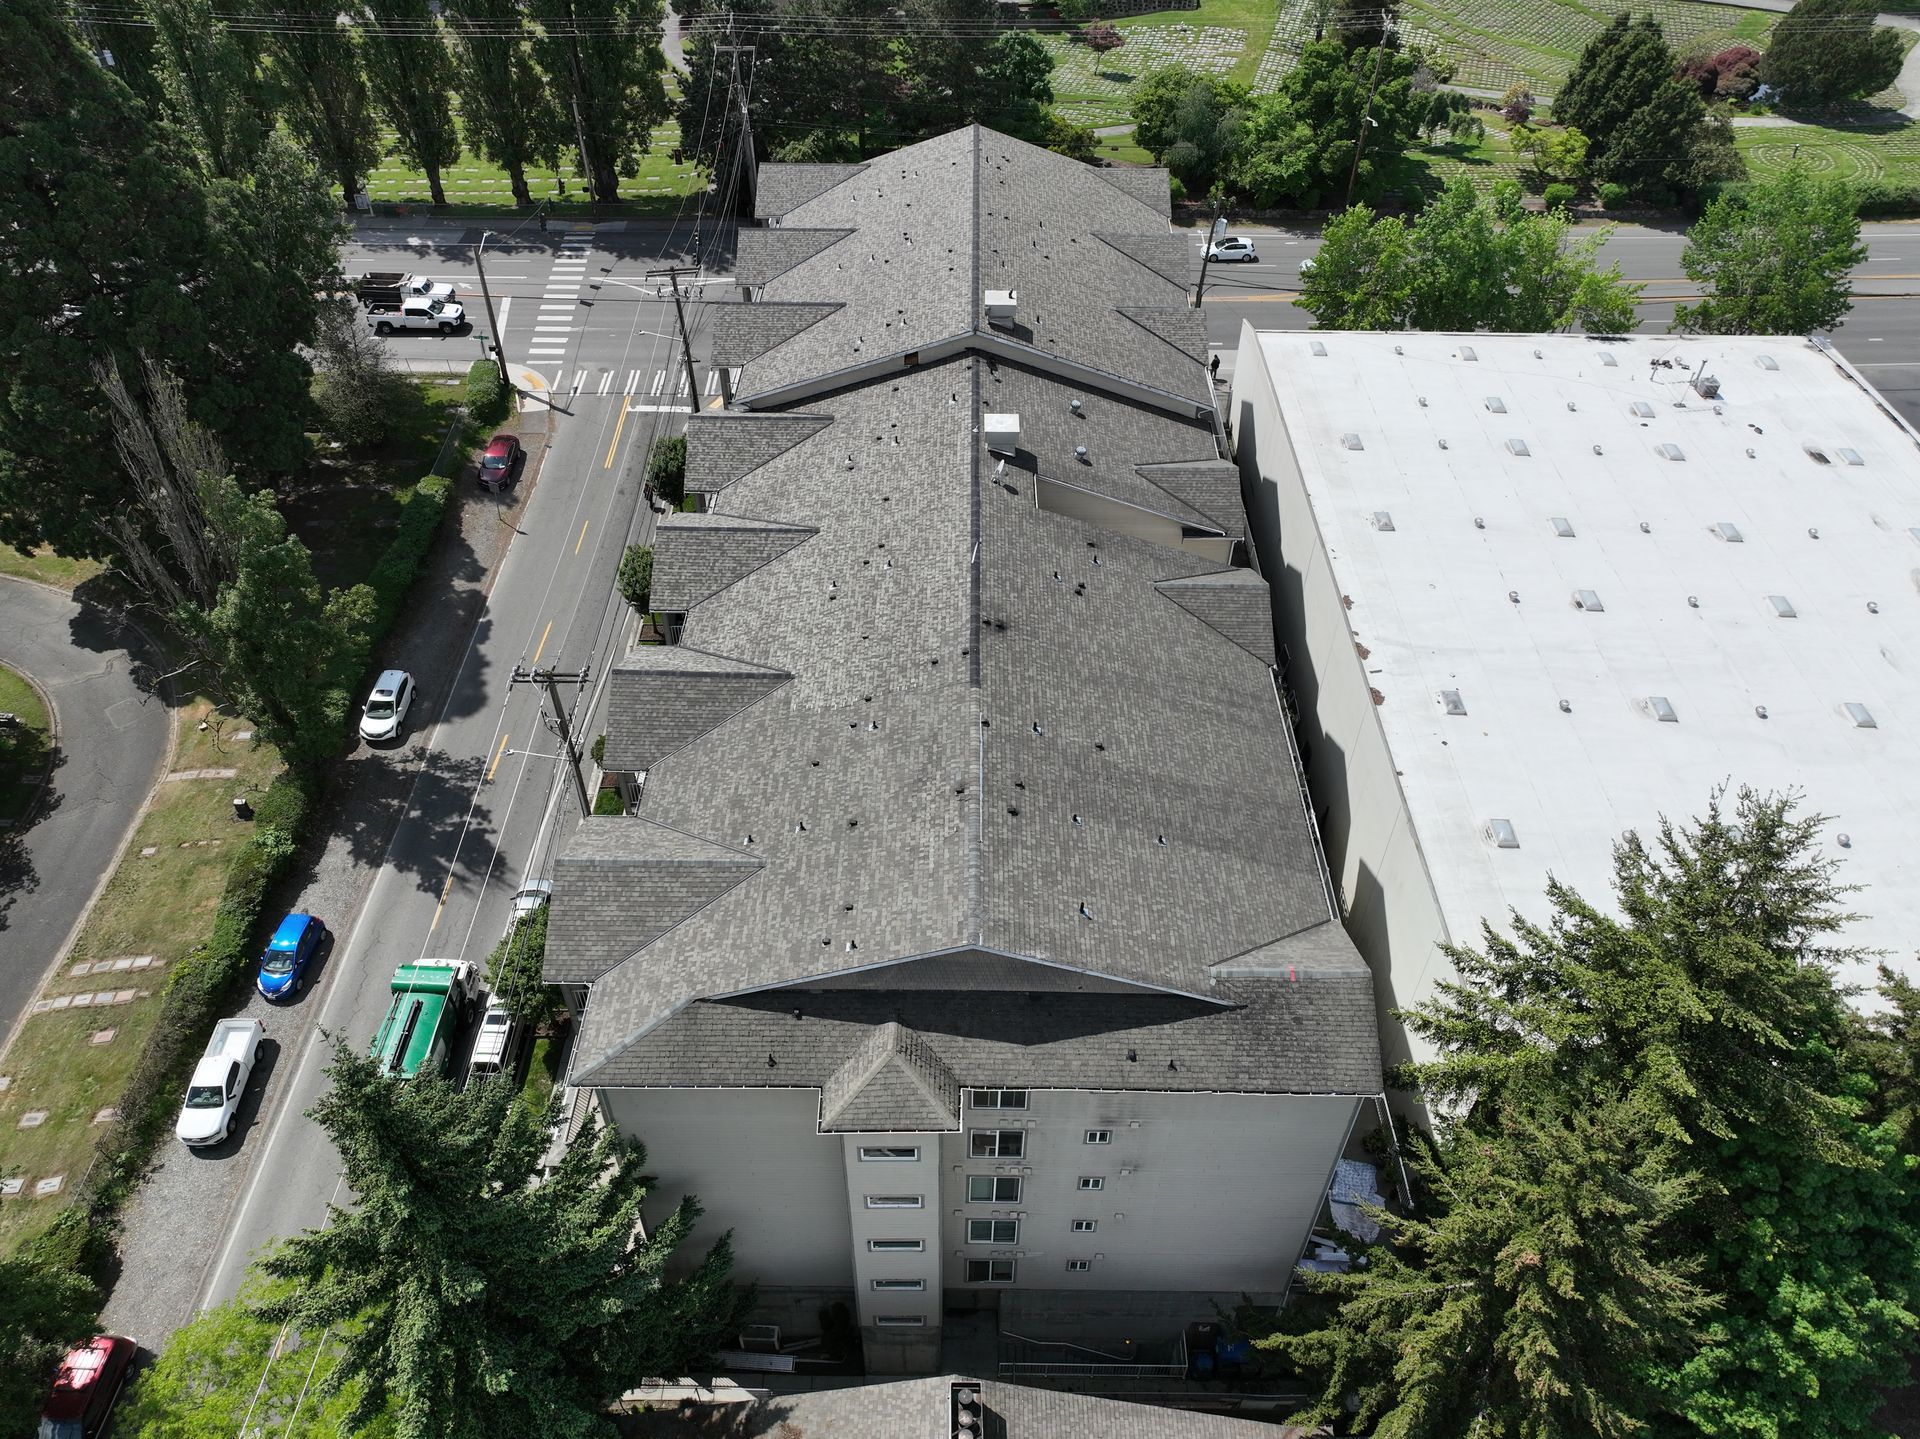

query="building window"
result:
[970,1089,1028,1110]
[871,1279,926,1291]
[1066,1259,1091,1272]
[969,1129,1025,1158]
[875,1315,927,1327]
[1078,1176,1105,1191]
[965,1259,1016,1284]
[868,1239,924,1252]
[967,1218,1018,1244]
[858,1146,920,1162]
[1085,1130,1112,1145]
[864,1195,924,1209]
[967,1175,1021,1203]
[1072,1219,1097,1233]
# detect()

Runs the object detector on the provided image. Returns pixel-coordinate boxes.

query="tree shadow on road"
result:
[326,748,500,900]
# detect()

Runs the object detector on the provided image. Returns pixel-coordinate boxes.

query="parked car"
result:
[478,434,523,492]
[359,669,415,745]
[38,1335,135,1439]
[467,996,518,1084]
[354,271,455,308]
[511,879,552,924]
[176,1017,264,1147]
[367,297,466,335]
[256,912,324,1001]
[1207,236,1259,263]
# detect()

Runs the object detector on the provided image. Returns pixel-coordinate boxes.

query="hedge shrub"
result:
[368,476,453,633]
[1598,181,1629,209]
[1542,182,1576,211]
[465,360,509,427]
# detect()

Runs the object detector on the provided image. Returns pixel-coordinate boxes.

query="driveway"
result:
[0,578,172,1042]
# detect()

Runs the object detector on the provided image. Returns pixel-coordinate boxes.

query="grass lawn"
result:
[519,1033,561,1119]
[0,664,52,826]
[361,111,701,210]
[1735,117,1920,186]
[0,545,102,591]
[0,697,282,1256]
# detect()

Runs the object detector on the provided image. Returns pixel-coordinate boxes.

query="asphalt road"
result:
[0,579,171,1041]
[102,220,713,1347]
[1193,222,1920,427]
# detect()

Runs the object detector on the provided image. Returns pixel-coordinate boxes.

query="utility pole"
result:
[511,664,593,819]
[1193,194,1227,309]
[647,266,704,414]
[473,231,510,386]
[1342,43,1389,210]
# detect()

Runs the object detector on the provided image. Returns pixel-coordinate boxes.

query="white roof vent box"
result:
[984,289,1018,326]
[984,413,1021,456]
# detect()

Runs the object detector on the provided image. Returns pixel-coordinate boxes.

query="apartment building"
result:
[546,128,1384,1376]
[1229,329,1920,1076]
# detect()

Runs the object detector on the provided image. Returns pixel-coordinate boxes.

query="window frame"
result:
[965,1258,1017,1284]
[969,1129,1025,1159]
[870,1278,927,1292]
[857,1145,921,1162]
[875,1314,927,1328]
[863,1194,925,1209]
[1072,1218,1098,1233]
[867,1238,925,1253]
[1078,1176,1105,1191]
[1065,1259,1091,1272]
[969,1089,1029,1110]
[1084,1129,1113,1145]
[966,1175,1021,1203]
[966,1218,1019,1245]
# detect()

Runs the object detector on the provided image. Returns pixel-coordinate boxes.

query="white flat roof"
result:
[1255,330,1920,997]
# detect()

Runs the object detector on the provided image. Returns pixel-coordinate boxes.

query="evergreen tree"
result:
[260,1045,750,1438]
[1675,159,1866,336]
[357,0,463,207]
[1554,14,1741,198]
[528,0,670,203]
[1276,1094,1709,1438]
[1761,0,1904,107]
[259,0,382,208]
[894,0,1057,145]
[0,0,339,560]
[444,0,566,207]
[1409,788,1920,1438]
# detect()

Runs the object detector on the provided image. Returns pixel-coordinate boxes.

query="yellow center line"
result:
[603,404,628,469]
[575,519,590,555]
[429,873,455,931]
[532,618,553,665]
[487,732,511,782]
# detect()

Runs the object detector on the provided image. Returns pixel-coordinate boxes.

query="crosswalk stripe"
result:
[649,370,665,396]
[626,369,641,394]
[570,370,583,393]
[675,370,689,396]
[598,371,613,394]
[705,371,720,394]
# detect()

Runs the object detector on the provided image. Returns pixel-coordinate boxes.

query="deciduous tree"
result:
[312,304,408,449]
[357,0,464,207]
[146,0,272,180]
[1761,0,1904,107]
[1674,159,1865,335]
[487,902,552,1027]
[445,0,566,206]
[260,1045,750,1438]
[1131,67,1249,195]
[0,1252,98,1438]
[1232,41,1423,209]
[529,0,670,203]
[258,0,383,209]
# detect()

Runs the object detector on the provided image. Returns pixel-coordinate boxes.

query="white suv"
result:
[1207,236,1259,263]
[358,669,415,744]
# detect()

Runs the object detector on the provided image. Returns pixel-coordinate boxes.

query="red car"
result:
[39,1335,135,1439]
[478,433,523,492]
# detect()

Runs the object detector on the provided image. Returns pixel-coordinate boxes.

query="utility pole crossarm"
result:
[509,664,593,819]
[645,265,705,415]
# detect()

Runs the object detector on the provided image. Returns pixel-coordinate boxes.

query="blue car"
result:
[257,913,323,1001]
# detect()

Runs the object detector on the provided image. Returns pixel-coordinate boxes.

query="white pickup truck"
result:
[175,1017,264,1147]
[367,297,466,336]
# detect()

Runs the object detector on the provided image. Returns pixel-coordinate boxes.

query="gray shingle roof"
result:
[545,819,761,984]
[1094,230,1194,288]
[558,127,1374,1104]
[600,645,792,771]
[1156,569,1279,666]
[735,226,854,288]
[651,511,818,613]
[710,301,843,368]
[629,1375,1295,1439]
[753,162,869,218]
[1092,164,1174,218]
[818,1021,962,1132]
[732,128,1207,411]
[1137,459,1248,537]
[1119,305,1210,364]
[685,413,832,491]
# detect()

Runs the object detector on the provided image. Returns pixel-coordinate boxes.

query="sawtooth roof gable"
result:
[651,512,818,613]
[685,413,833,491]
[1155,568,1278,665]
[602,646,793,771]
[818,1021,962,1132]
[711,301,844,368]
[735,227,854,288]
[754,162,869,218]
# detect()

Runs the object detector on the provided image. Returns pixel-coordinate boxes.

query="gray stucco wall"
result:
[1230,324,1450,1078]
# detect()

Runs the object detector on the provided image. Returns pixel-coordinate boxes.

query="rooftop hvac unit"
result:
[984,289,1017,325]
[1691,372,1721,399]
[984,414,1020,456]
